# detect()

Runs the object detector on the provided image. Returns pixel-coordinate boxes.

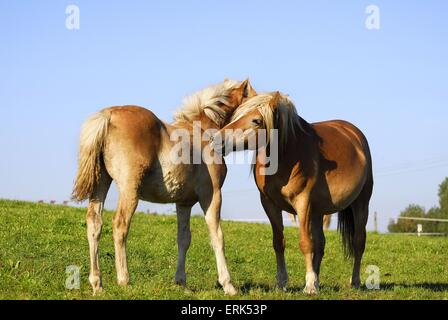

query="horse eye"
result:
[252,119,262,126]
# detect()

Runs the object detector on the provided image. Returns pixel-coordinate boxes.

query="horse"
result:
[72,79,257,295]
[212,91,373,294]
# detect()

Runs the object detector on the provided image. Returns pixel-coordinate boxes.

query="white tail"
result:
[72,111,110,201]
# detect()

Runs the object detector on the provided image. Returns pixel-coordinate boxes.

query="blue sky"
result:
[0,1,447,232]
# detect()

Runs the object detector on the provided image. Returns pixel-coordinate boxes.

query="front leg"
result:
[200,190,236,296]
[260,194,288,290]
[295,196,319,295]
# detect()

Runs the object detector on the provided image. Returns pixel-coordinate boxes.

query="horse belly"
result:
[138,162,196,204]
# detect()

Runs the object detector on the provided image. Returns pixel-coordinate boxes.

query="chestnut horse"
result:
[213,92,373,294]
[72,79,257,295]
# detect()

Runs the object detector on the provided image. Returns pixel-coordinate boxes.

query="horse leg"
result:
[288,212,299,228]
[350,201,369,288]
[323,214,331,231]
[175,204,192,286]
[260,194,288,290]
[200,191,236,295]
[311,212,326,282]
[112,185,138,286]
[349,170,372,289]
[86,170,111,295]
[295,198,318,295]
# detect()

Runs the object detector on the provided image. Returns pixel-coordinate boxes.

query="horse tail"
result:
[72,110,111,202]
[338,207,355,258]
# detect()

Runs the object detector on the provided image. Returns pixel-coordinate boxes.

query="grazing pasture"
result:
[0,200,447,300]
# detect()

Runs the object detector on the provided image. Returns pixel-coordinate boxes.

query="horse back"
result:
[312,119,371,164]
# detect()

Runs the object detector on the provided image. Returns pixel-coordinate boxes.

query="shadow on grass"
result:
[378,282,448,292]
[239,281,342,294]
[238,281,448,294]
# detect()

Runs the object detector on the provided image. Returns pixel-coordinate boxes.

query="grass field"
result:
[0,199,447,300]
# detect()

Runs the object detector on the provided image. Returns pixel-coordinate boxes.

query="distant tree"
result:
[432,177,448,233]
[388,177,448,234]
[388,205,425,233]
[426,207,448,233]
[438,177,448,214]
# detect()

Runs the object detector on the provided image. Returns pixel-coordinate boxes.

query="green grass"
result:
[0,199,447,300]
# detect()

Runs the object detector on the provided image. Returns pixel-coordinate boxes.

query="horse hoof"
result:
[89,275,103,295]
[303,272,319,295]
[92,287,103,296]
[303,286,318,295]
[277,275,288,292]
[175,278,187,287]
[277,281,288,292]
[224,283,237,296]
[117,278,129,287]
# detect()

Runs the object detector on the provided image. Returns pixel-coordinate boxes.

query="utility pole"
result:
[374,211,378,233]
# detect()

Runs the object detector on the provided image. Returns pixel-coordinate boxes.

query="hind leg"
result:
[175,204,192,286]
[350,201,369,288]
[350,170,372,289]
[86,171,112,294]
[311,212,326,280]
[112,184,139,286]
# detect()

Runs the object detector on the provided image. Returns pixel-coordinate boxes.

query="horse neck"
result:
[166,113,223,158]
[254,116,315,173]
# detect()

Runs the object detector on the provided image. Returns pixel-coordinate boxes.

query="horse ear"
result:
[238,79,249,93]
[228,79,256,106]
[245,79,257,97]
[270,91,281,109]
[224,77,230,82]
[238,78,257,98]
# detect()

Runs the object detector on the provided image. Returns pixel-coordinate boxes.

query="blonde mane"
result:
[173,80,241,127]
[230,92,305,152]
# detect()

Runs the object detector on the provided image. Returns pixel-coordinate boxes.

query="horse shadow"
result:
[239,281,342,294]
[378,282,448,292]
[238,281,448,294]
